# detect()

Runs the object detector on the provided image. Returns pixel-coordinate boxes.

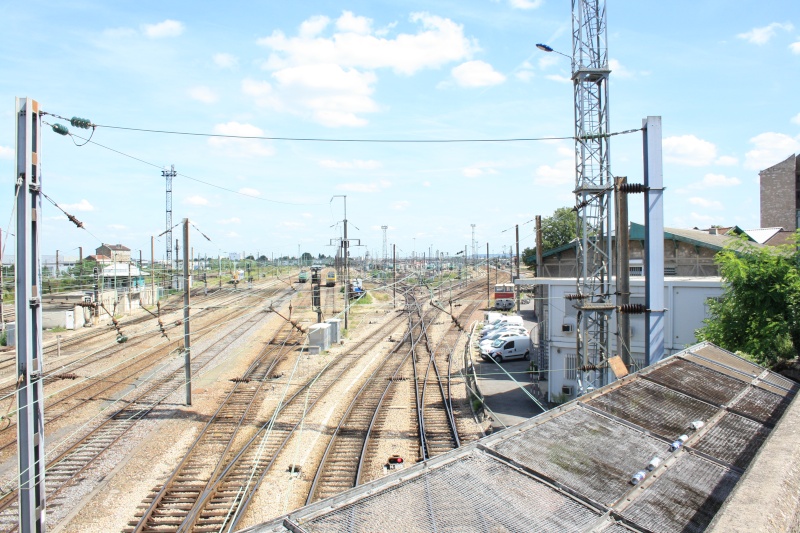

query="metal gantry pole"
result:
[183,219,192,405]
[392,244,396,309]
[643,116,665,365]
[15,96,45,533]
[615,177,632,370]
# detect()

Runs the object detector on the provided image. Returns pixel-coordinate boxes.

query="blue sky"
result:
[1,0,799,263]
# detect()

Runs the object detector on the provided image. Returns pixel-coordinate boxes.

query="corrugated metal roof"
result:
[241,342,797,533]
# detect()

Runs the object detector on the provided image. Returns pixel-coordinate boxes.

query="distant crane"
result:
[571,0,614,393]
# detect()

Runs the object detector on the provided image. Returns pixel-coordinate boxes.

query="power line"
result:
[60,131,322,206]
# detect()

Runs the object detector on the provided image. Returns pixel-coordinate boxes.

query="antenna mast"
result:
[572,0,613,393]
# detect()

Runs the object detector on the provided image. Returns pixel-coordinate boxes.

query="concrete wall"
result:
[760,154,798,231]
[522,277,723,403]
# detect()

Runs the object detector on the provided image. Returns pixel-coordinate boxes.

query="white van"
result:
[480,335,532,363]
[478,330,529,351]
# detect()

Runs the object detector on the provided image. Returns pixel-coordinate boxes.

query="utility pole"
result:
[392,244,396,309]
[471,224,476,267]
[55,250,59,278]
[151,236,155,305]
[515,224,520,312]
[15,96,45,533]
[486,243,490,309]
[381,225,388,268]
[0,229,5,333]
[163,165,176,288]
[182,219,191,405]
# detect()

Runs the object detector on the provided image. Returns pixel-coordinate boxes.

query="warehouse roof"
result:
[242,342,798,533]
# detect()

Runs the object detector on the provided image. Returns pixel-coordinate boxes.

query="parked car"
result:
[480,336,532,363]
[478,330,529,350]
[480,325,527,340]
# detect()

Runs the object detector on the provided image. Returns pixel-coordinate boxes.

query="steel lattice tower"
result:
[163,165,176,275]
[572,0,613,392]
[381,225,388,266]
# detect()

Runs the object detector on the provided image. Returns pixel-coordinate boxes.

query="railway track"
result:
[0,288,291,530]
[0,283,295,465]
[306,280,485,504]
[127,321,303,532]
[128,300,411,532]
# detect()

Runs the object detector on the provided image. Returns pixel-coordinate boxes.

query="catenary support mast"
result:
[16,97,45,533]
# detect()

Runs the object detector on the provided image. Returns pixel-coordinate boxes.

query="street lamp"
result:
[535,43,572,61]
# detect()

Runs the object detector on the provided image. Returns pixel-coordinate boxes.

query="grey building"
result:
[759,153,800,231]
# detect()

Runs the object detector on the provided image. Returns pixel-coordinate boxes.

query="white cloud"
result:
[462,164,499,178]
[271,64,379,127]
[185,195,209,206]
[515,62,535,82]
[609,58,633,79]
[538,55,559,69]
[299,15,330,38]
[255,12,477,126]
[451,60,506,87]
[279,221,305,228]
[533,159,573,186]
[0,146,12,159]
[509,0,543,8]
[737,22,793,45]
[301,212,313,218]
[218,217,241,224]
[188,86,218,104]
[791,41,800,54]
[663,134,718,166]
[142,19,184,39]
[336,11,373,34]
[792,112,800,125]
[238,188,261,196]
[744,132,800,170]
[688,173,742,189]
[61,199,94,212]
[688,197,723,210]
[108,224,127,230]
[319,159,381,169]
[422,181,431,187]
[715,155,738,166]
[259,12,476,75]
[208,122,275,157]
[392,200,411,211]
[336,180,391,192]
[544,74,571,83]
[213,53,238,69]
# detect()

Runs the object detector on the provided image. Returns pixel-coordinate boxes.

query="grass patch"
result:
[353,293,373,305]
[50,326,67,333]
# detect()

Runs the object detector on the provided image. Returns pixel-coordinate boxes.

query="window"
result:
[564,352,577,380]
[504,341,514,349]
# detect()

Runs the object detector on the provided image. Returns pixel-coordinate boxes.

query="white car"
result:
[481,336,532,362]
[480,325,527,340]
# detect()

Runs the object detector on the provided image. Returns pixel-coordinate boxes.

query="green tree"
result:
[522,207,578,267]
[696,236,800,365]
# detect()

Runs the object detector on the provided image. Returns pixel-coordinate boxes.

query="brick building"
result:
[760,153,800,231]
[95,243,131,263]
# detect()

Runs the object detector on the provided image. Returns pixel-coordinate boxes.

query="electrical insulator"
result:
[70,116,93,129]
[620,303,647,314]
[565,293,587,301]
[52,123,69,136]
[619,183,647,194]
